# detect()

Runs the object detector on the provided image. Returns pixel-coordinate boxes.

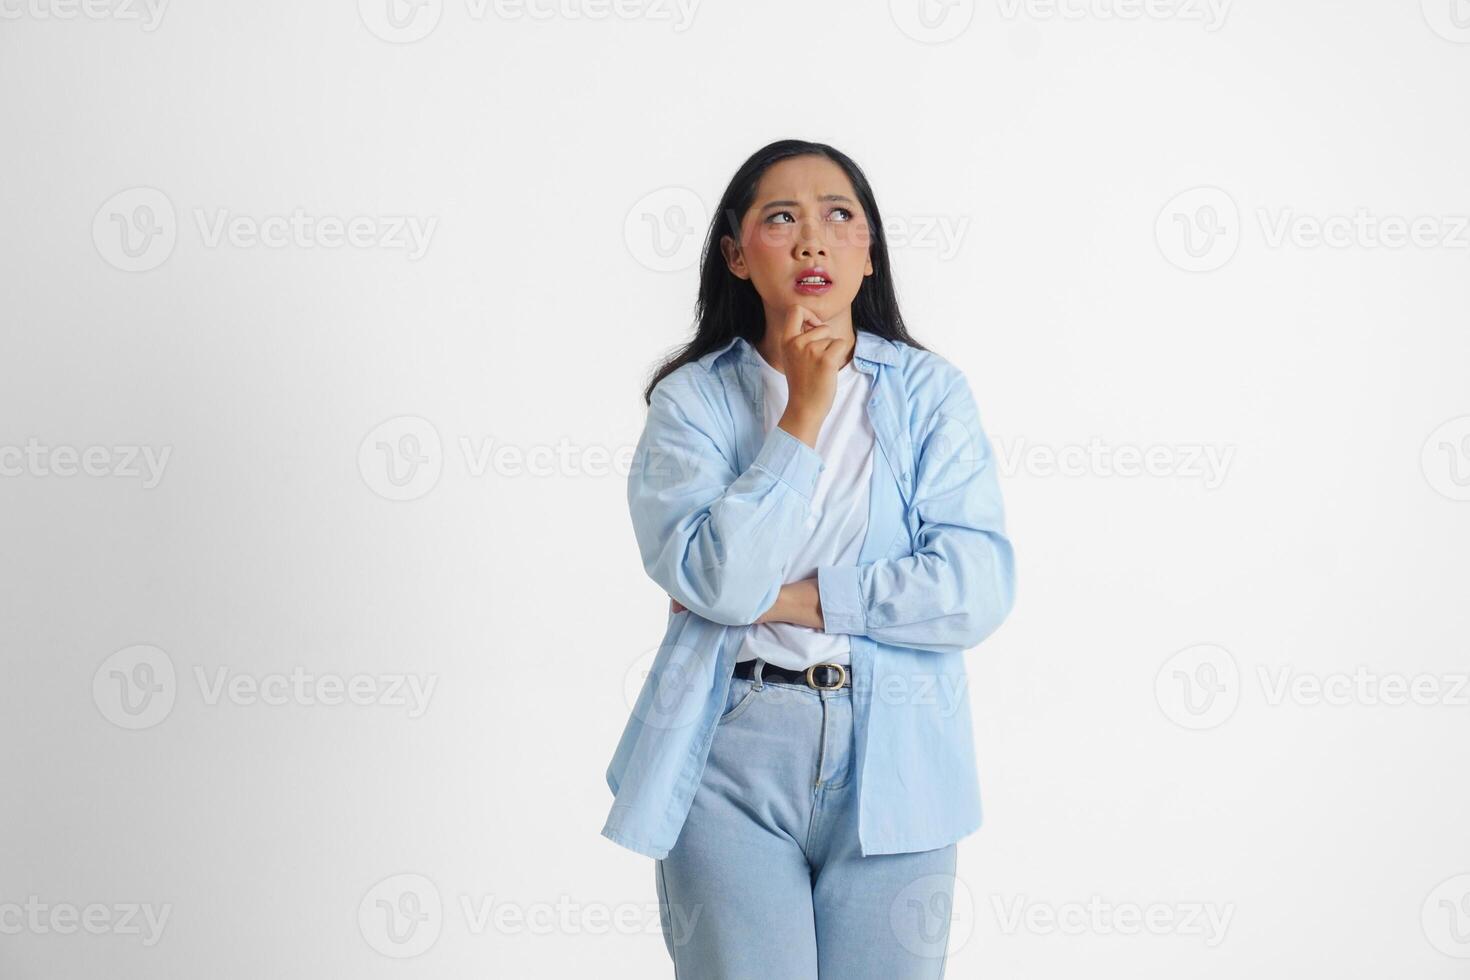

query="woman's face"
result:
[721,155,874,325]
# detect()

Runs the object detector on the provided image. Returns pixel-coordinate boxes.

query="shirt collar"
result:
[697,327,897,370]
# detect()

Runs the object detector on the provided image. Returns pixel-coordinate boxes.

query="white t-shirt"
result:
[734,348,875,671]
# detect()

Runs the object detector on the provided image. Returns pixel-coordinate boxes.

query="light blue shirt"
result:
[602,327,1017,859]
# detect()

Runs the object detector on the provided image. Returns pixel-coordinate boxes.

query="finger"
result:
[819,334,854,365]
[791,333,841,367]
[783,304,817,344]
[787,323,838,355]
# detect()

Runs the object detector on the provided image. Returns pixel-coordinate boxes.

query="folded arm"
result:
[815,371,1016,654]
[629,377,824,626]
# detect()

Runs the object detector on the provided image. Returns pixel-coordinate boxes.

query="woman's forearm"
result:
[673,577,826,630]
[757,578,824,629]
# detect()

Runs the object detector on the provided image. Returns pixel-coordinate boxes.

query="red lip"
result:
[794,267,833,295]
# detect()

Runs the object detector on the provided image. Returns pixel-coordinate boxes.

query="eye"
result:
[763,207,856,225]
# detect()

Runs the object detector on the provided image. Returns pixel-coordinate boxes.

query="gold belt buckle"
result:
[804,662,847,690]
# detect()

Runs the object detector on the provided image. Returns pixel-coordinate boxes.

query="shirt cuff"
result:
[816,564,865,635]
[752,424,824,500]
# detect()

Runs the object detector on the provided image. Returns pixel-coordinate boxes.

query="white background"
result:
[2,1,1468,977]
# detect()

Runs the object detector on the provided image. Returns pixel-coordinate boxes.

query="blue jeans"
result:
[654,657,957,978]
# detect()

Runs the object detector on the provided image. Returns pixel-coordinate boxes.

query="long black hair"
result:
[640,139,930,405]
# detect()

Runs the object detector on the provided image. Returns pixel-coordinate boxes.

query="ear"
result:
[720,235,749,280]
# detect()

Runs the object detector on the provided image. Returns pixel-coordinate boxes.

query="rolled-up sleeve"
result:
[628,376,825,626]
[816,370,1015,654]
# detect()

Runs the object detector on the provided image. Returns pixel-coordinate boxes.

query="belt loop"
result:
[751,657,765,691]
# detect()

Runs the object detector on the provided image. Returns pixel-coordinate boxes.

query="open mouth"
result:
[794,268,833,291]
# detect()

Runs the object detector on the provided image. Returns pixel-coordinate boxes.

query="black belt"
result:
[733,658,850,690]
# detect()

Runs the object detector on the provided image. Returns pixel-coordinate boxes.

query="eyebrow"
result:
[758,194,856,212]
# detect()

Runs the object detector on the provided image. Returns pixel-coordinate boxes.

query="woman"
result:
[603,139,1017,978]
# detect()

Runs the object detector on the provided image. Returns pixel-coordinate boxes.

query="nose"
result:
[793,217,827,258]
